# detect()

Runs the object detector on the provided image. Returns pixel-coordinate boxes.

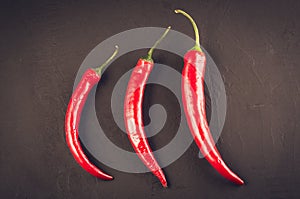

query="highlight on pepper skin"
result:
[124,27,171,188]
[65,46,118,180]
[175,9,244,185]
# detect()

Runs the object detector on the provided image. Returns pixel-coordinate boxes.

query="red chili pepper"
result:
[124,27,170,188]
[175,9,244,185]
[65,46,118,180]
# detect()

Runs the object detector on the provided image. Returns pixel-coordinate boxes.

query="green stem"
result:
[175,9,202,52]
[145,26,171,61]
[95,45,119,75]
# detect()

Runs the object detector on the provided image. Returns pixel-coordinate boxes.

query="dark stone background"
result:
[0,0,299,198]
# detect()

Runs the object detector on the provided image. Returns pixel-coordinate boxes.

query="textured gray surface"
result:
[0,0,300,198]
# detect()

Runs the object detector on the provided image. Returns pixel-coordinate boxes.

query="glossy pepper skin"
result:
[176,9,244,185]
[65,47,118,180]
[182,50,244,185]
[124,27,170,188]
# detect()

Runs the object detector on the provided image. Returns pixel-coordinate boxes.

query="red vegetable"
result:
[175,9,244,185]
[65,46,118,180]
[124,27,170,188]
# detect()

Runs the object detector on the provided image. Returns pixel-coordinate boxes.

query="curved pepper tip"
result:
[229,174,244,185]
[236,178,244,185]
[102,175,114,181]
[231,171,244,185]
[95,173,114,181]
[162,181,168,188]
[160,176,168,188]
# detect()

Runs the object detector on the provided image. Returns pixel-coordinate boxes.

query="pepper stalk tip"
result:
[174,9,202,52]
[146,26,171,61]
[94,45,119,75]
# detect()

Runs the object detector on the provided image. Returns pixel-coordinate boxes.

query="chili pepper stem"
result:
[94,45,119,75]
[144,26,171,61]
[175,9,202,52]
